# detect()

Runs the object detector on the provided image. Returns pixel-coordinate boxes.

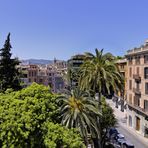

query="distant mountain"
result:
[21,59,53,65]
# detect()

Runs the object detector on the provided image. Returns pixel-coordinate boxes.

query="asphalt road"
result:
[117,124,148,148]
[106,99,148,148]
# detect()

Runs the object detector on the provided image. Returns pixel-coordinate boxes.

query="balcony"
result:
[133,87,141,95]
[133,74,141,82]
[127,101,148,116]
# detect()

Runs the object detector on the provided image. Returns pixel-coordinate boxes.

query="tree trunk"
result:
[93,138,101,148]
[95,92,102,148]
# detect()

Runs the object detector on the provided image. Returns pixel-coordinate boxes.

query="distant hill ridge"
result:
[21,59,53,65]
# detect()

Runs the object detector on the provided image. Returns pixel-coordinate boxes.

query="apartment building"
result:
[28,65,38,84]
[126,40,148,138]
[67,54,85,89]
[37,65,48,86]
[47,65,65,93]
[19,61,67,93]
[19,64,38,86]
[115,59,128,111]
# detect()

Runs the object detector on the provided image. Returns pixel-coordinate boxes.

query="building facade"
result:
[19,60,67,93]
[115,59,128,111]
[67,54,85,89]
[126,40,148,138]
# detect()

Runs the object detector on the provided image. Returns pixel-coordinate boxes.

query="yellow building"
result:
[116,58,128,98]
[126,40,148,137]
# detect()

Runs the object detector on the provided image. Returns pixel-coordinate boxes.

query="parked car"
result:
[121,141,134,148]
[109,128,119,136]
[115,133,125,141]
[114,133,125,146]
[117,138,126,146]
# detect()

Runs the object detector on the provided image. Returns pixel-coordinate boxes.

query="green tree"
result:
[58,87,101,146]
[42,122,85,148]
[100,97,117,147]
[0,83,84,147]
[0,33,21,92]
[79,49,124,97]
[115,56,123,60]
[79,49,124,148]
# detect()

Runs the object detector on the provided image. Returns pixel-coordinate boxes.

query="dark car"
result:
[109,128,119,136]
[121,141,134,148]
[106,127,119,141]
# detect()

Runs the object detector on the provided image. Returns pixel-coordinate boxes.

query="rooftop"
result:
[126,40,148,55]
[116,58,127,64]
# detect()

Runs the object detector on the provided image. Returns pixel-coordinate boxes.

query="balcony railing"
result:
[133,74,141,81]
[133,87,141,95]
[127,101,148,116]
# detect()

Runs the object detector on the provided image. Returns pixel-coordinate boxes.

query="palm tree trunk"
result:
[84,137,89,148]
[94,92,102,148]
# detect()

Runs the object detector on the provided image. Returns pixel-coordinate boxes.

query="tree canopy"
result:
[79,49,124,96]
[0,33,21,92]
[0,83,84,148]
[100,97,117,147]
[57,88,101,146]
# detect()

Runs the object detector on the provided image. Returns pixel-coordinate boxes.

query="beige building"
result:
[115,59,128,111]
[116,58,128,98]
[28,65,38,84]
[126,40,148,138]
[20,63,66,93]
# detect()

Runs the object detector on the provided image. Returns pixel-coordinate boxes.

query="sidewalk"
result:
[106,99,148,146]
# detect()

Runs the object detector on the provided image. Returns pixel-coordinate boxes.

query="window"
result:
[129,94,132,104]
[29,78,31,82]
[34,71,37,76]
[121,65,124,69]
[145,83,148,94]
[137,67,139,75]
[48,73,52,76]
[144,67,148,79]
[29,71,31,77]
[136,82,140,90]
[144,55,148,64]
[129,57,133,65]
[129,67,132,77]
[144,100,148,111]
[129,115,132,127]
[39,79,43,83]
[23,74,27,78]
[135,56,140,65]
[134,95,140,107]
[129,80,132,90]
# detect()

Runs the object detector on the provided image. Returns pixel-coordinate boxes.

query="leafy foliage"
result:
[100,97,117,146]
[42,122,85,148]
[79,48,124,95]
[0,33,21,92]
[78,49,122,148]
[0,83,84,148]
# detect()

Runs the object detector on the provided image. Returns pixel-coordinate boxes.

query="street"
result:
[117,123,148,148]
[106,99,148,148]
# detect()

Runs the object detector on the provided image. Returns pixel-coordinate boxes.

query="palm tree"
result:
[57,87,101,146]
[79,48,124,101]
[79,49,124,148]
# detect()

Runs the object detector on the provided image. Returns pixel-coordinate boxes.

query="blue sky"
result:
[0,0,148,60]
